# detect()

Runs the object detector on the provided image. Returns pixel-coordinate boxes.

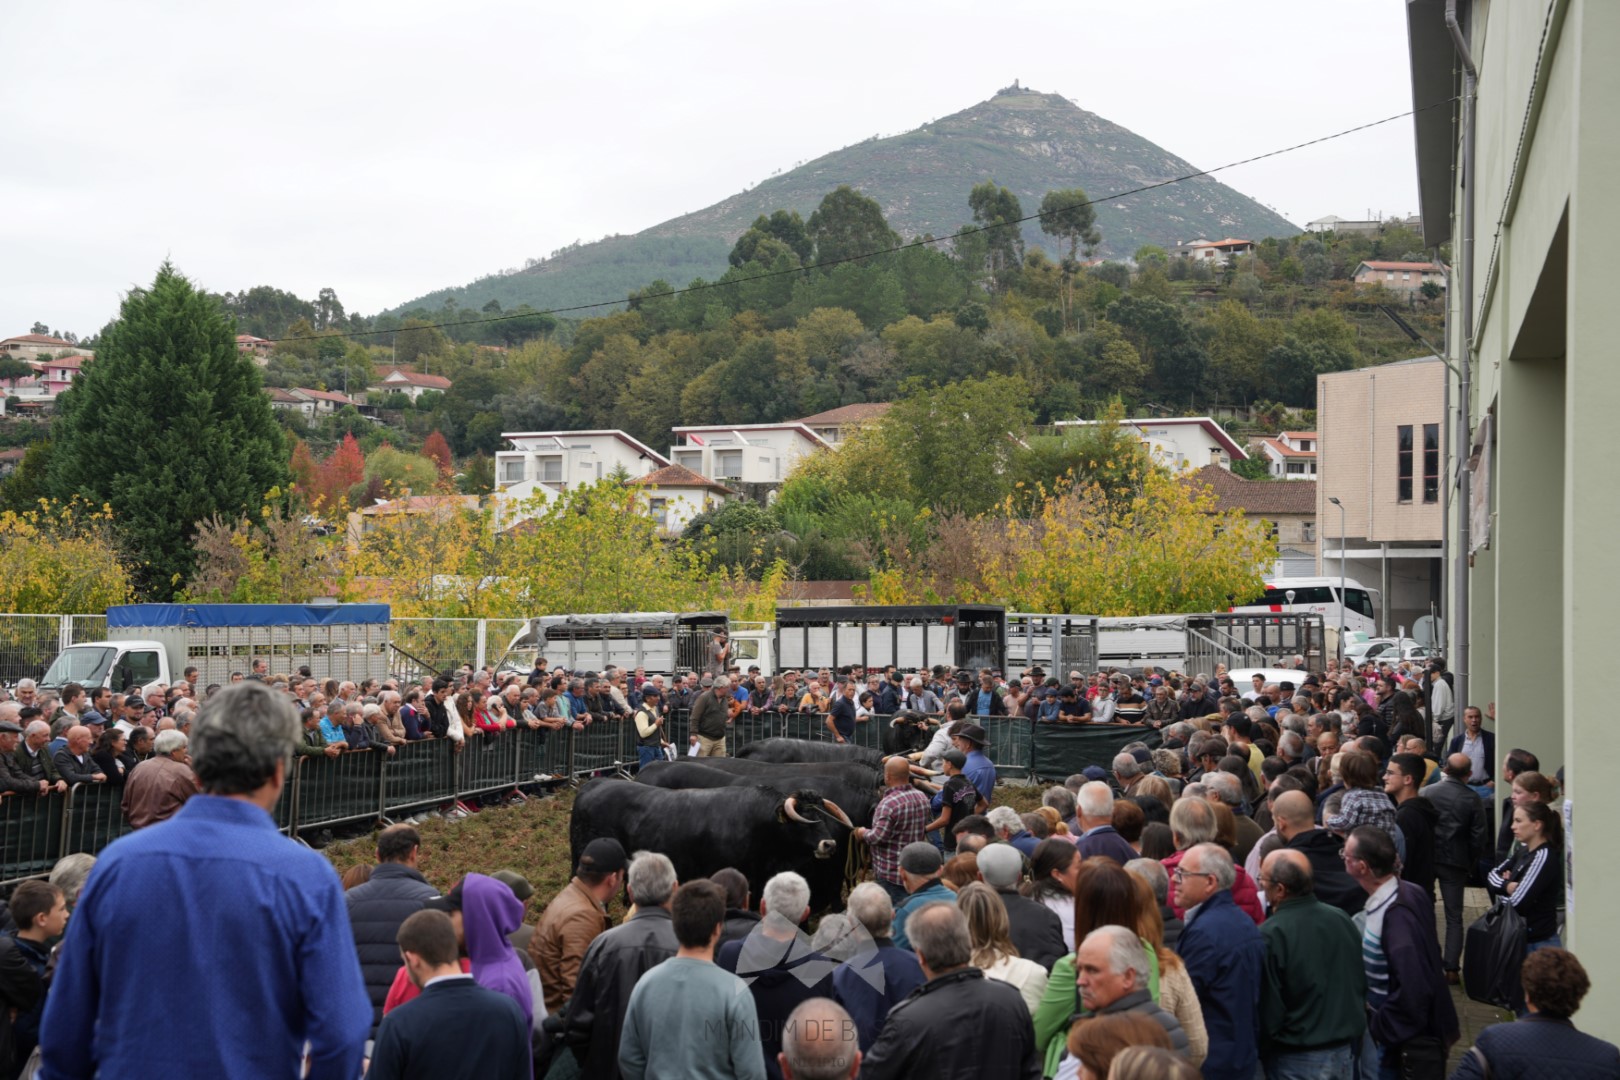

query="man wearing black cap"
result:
[0,717,39,795]
[631,684,667,770]
[529,838,627,1014]
[890,843,953,951]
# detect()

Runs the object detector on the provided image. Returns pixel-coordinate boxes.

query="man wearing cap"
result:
[0,716,39,795]
[530,838,626,1013]
[890,843,953,951]
[13,719,64,795]
[923,749,979,854]
[345,825,441,1036]
[855,758,933,907]
[690,674,732,758]
[953,723,997,806]
[976,842,1066,971]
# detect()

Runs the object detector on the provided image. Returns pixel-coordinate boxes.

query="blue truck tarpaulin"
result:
[106,604,391,629]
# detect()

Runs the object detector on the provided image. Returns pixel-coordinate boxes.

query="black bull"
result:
[570,778,857,913]
[635,759,884,825]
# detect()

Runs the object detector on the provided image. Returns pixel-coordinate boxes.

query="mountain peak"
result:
[389,90,1297,317]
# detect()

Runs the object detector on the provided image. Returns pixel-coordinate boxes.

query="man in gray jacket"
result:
[1421,753,1488,982]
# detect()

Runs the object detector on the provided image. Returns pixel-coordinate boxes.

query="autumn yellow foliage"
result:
[0,500,132,613]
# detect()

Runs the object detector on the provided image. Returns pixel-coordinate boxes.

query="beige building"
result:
[1350,260,1448,294]
[1315,357,1445,635]
[1409,0,1618,1031]
[1188,465,1317,578]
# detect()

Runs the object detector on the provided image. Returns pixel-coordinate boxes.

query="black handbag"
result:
[1463,896,1526,1010]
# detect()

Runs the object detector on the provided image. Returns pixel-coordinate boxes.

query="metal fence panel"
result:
[457,731,524,796]
[976,715,1035,781]
[382,738,456,818]
[293,750,385,833]
[0,791,66,885]
[62,782,131,857]
[0,614,72,686]
[567,720,632,779]
[515,727,570,783]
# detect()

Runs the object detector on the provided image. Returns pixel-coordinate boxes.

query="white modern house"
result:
[494,429,670,524]
[368,367,452,403]
[1054,416,1249,471]
[667,423,830,486]
[630,464,735,536]
[1256,431,1319,479]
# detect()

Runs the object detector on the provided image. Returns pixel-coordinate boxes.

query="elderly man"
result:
[689,674,732,758]
[120,730,197,829]
[1345,825,1458,1075]
[0,716,41,795]
[564,851,680,1079]
[976,842,1065,971]
[1173,843,1263,1080]
[52,725,105,786]
[717,871,836,1080]
[1203,772,1263,865]
[780,998,861,1080]
[859,902,1038,1080]
[985,805,1037,858]
[1075,924,1189,1053]
[1112,751,1145,796]
[891,843,953,950]
[1272,790,1364,917]
[855,757,932,906]
[830,883,925,1052]
[1257,850,1366,1078]
[12,718,64,795]
[374,691,410,747]
[1075,780,1139,863]
[39,681,371,1078]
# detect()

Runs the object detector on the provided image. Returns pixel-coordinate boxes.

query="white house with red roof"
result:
[285,387,362,416]
[794,402,890,445]
[1255,431,1318,480]
[630,464,734,535]
[1054,416,1249,471]
[1169,238,1257,266]
[368,366,453,403]
[668,423,830,486]
[1351,260,1447,293]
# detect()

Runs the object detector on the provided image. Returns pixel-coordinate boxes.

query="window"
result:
[1397,425,1413,502]
[1422,423,1439,503]
[1403,272,1411,281]
[537,456,562,483]
[498,459,524,484]
[717,450,743,478]
[1303,522,1316,542]
[1386,271,1395,280]
[648,498,667,527]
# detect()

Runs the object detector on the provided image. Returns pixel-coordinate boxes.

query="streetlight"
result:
[1328,497,1347,665]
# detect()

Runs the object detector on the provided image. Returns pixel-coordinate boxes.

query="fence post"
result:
[475,619,488,671]
[57,615,72,654]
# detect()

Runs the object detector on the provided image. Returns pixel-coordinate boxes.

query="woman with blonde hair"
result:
[957,882,1049,1014]
[1133,774,1174,807]
[1034,804,1072,838]
[1106,1045,1200,1080]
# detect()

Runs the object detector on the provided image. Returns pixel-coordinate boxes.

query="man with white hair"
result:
[0,711,42,794]
[1202,771,1262,866]
[902,676,942,716]
[829,882,925,1051]
[985,805,1037,857]
[13,718,64,794]
[1112,751,1144,796]
[120,730,197,828]
[1172,843,1263,1080]
[1074,924,1189,1052]
[717,871,834,1080]
[562,851,680,1079]
[1074,780,1137,864]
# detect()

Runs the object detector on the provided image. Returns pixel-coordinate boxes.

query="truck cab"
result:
[41,640,170,695]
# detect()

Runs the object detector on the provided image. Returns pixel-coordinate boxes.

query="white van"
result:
[1232,577,1379,637]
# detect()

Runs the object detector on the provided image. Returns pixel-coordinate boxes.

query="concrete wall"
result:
[1317,360,1446,543]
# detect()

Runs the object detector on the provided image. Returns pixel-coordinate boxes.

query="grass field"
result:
[323,782,1050,920]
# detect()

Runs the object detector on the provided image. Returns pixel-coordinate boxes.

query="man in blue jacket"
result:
[1345,825,1458,1077]
[1173,842,1265,1080]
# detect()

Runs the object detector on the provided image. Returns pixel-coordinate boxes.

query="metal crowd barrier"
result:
[0,791,66,887]
[381,737,456,819]
[62,782,131,859]
[568,720,634,779]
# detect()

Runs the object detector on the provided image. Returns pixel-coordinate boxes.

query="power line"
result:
[268,98,1458,344]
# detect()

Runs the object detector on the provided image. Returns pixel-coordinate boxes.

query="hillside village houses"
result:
[1304,212,1424,236]
[1167,237,1256,266]
[368,366,452,402]
[0,333,89,361]
[235,334,274,364]
[1351,259,1448,294]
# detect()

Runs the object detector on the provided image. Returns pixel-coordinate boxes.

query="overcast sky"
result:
[1,1,1421,338]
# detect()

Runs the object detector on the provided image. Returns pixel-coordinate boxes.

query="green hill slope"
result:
[390,85,1298,317]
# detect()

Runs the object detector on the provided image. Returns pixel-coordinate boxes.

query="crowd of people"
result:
[0,650,1614,1079]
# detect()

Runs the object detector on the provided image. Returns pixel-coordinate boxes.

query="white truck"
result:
[496,612,775,678]
[40,603,392,694]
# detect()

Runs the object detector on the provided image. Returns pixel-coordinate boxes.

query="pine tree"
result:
[48,263,289,598]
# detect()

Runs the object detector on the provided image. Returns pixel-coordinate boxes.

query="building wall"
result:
[1436,0,1620,1035]
[1317,361,1445,544]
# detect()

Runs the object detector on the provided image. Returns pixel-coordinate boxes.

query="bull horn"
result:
[822,800,854,830]
[783,796,812,824]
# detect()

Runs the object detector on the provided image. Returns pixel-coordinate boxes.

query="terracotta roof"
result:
[236,334,272,344]
[1355,260,1443,272]
[374,370,452,390]
[1281,431,1317,441]
[0,448,27,463]
[630,463,734,495]
[42,355,85,370]
[1191,237,1254,250]
[1188,464,1317,516]
[1,334,73,347]
[1259,437,1316,459]
[265,387,307,403]
[293,387,358,406]
[795,402,891,426]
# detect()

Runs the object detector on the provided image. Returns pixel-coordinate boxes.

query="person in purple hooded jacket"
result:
[426,873,536,1027]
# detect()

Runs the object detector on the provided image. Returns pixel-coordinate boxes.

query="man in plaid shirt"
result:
[855,757,932,906]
